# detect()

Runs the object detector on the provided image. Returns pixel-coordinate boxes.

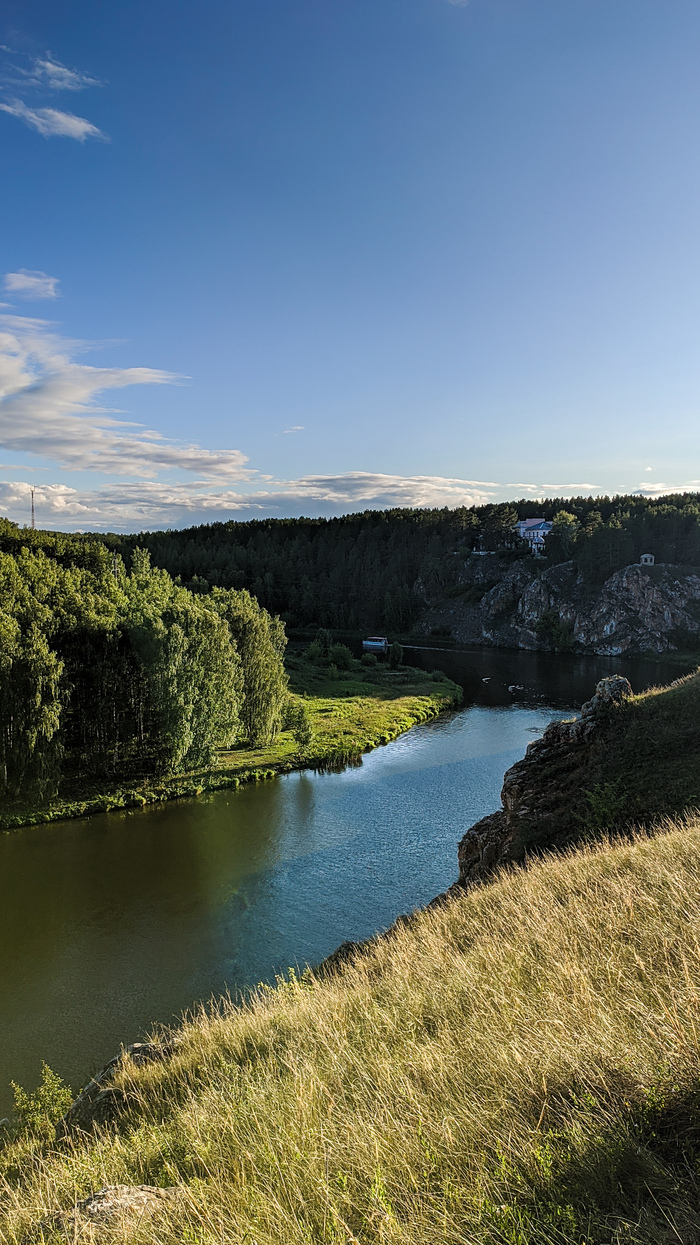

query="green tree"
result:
[287,699,314,756]
[211,587,288,747]
[545,511,580,563]
[389,641,403,669]
[482,506,519,552]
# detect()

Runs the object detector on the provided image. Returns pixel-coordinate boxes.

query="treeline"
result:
[543,495,700,583]
[0,522,287,803]
[98,493,700,629]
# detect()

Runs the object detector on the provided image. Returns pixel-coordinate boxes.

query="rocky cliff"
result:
[416,555,700,654]
[456,669,700,887]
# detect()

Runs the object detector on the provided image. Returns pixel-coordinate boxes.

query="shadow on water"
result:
[0,647,685,1113]
[402,644,683,709]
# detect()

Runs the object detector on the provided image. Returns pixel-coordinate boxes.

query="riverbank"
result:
[0,657,461,831]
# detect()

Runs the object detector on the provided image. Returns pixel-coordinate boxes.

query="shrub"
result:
[329,643,353,670]
[361,652,377,666]
[389,642,403,669]
[286,700,314,755]
[535,609,575,652]
[11,1063,73,1140]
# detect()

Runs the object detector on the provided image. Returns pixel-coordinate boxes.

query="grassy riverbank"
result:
[5,820,700,1243]
[0,655,461,831]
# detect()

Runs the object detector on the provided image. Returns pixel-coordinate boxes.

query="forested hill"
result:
[93,492,700,632]
[3,492,700,639]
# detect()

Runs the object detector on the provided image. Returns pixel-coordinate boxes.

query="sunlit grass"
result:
[5,819,700,1242]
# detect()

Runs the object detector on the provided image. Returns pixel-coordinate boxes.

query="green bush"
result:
[535,609,575,652]
[329,643,353,670]
[361,652,377,666]
[11,1063,73,1140]
[389,642,403,669]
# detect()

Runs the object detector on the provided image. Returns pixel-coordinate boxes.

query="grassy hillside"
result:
[5,821,700,1243]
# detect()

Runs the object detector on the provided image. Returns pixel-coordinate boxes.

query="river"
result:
[0,646,685,1115]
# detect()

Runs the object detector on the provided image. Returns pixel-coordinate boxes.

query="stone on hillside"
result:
[581,676,633,718]
[31,1185,177,1241]
[57,1040,178,1137]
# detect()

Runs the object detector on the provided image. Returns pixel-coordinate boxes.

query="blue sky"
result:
[2,0,700,530]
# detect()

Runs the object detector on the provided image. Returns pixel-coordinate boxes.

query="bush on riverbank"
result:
[4,821,700,1242]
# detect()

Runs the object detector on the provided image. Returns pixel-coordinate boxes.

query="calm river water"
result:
[0,646,683,1114]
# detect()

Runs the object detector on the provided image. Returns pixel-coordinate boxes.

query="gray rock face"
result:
[417,557,700,654]
[457,677,633,887]
[57,1040,178,1138]
[32,1185,177,1241]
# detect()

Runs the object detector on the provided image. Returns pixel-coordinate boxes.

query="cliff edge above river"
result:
[458,668,700,885]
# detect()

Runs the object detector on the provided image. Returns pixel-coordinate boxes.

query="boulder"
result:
[57,1041,178,1138]
[31,1185,177,1241]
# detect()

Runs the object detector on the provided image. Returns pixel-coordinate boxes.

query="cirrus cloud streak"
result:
[0,313,250,479]
[0,99,105,141]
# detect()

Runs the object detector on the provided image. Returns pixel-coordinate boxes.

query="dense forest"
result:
[88,492,700,630]
[0,521,287,804]
[3,491,700,800]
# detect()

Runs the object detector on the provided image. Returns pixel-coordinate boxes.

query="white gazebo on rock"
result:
[639,553,655,566]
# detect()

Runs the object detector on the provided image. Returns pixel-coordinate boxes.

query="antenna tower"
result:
[30,487,35,531]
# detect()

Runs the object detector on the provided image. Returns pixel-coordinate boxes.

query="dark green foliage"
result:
[329,643,353,670]
[481,504,519,552]
[389,641,403,669]
[0,540,288,803]
[88,492,700,632]
[534,609,576,651]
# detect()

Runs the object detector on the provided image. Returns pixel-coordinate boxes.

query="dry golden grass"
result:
[5,820,700,1243]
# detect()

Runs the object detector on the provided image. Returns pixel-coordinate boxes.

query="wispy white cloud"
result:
[282,425,304,434]
[24,56,101,92]
[634,482,700,496]
[0,473,501,530]
[0,314,250,479]
[4,270,60,300]
[0,99,106,141]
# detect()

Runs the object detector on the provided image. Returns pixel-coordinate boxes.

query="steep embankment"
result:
[458,669,700,885]
[416,553,700,654]
[6,823,700,1243]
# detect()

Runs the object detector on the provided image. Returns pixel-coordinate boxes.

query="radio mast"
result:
[30,487,35,530]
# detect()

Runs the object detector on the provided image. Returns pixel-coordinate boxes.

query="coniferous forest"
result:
[103,491,700,630]
[3,490,700,804]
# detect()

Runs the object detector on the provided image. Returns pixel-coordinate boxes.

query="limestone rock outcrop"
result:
[417,556,700,654]
[32,1185,177,1241]
[457,677,633,887]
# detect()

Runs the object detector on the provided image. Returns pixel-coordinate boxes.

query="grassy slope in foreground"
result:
[0,656,461,830]
[6,824,700,1244]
